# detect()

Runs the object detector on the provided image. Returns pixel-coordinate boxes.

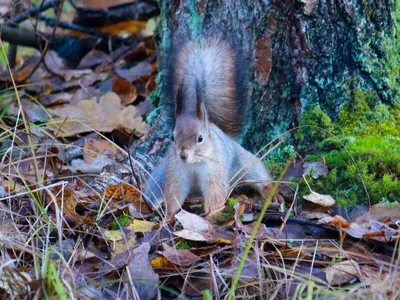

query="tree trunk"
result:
[133,0,397,158]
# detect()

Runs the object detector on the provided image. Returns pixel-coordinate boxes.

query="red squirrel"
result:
[144,39,272,219]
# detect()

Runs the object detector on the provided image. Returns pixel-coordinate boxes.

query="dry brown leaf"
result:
[47,92,148,137]
[160,248,201,266]
[104,183,141,202]
[128,201,154,219]
[299,210,333,220]
[100,20,147,35]
[78,50,109,69]
[328,215,350,228]
[355,202,400,223]
[44,51,92,82]
[83,137,126,163]
[116,62,152,82]
[303,191,335,207]
[49,186,77,215]
[112,75,138,105]
[325,260,359,286]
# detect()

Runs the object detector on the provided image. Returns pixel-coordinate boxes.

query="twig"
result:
[72,0,159,27]
[8,0,60,25]
[0,39,41,185]
[19,0,65,82]
[36,14,133,44]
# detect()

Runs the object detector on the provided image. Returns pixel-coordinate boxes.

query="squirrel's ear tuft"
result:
[176,83,184,117]
[195,80,207,122]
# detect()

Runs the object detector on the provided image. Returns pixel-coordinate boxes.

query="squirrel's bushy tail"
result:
[164,38,248,137]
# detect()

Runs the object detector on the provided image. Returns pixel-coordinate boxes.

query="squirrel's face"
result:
[172,114,211,164]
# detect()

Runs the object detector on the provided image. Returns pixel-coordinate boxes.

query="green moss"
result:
[188,0,203,40]
[296,105,333,152]
[359,0,400,101]
[295,89,400,207]
[215,198,237,224]
[176,240,190,250]
[384,0,400,97]
[111,214,131,230]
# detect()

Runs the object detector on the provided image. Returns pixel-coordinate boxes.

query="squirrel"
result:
[143,39,272,219]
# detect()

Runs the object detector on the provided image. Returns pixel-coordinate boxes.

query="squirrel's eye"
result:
[198,135,203,143]
[171,135,175,142]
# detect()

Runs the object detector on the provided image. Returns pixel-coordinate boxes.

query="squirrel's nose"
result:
[180,151,188,161]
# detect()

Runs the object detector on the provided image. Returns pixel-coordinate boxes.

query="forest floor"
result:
[0,1,399,299]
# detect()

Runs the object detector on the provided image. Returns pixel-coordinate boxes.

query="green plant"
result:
[111,214,131,230]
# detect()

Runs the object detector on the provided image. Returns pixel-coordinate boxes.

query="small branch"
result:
[8,0,60,25]
[72,1,159,27]
[7,0,22,68]
[0,25,48,49]
[37,15,133,44]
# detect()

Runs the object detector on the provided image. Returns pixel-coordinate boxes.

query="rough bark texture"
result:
[133,0,398,159]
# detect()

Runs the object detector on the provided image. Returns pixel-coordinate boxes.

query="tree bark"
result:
[133,0,397,157]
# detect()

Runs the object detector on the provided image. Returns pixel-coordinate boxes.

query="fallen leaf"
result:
[112,75,138,105]
[113,229,137,257]
[174,210,234,244]
[2,179,25,194]
[40,92,73,107]
[303,161,328,179]
[100,20,147,35]
[78,50,109,68]
[160,247,201,266]
[83,137,126,163]
[128,201,154,219]
[7,99,49,123]
[299,210,333,220]
[44,51,93,82]
[355,202,400,223]
[175,210,213,233]
[325,260,359,286]
[49,186,77,215]
[63,156,114,174]
[116,62,152,82]
[328,215,350,228]
[127,219,156,233]
[126,243,159,300]
[105,183,141,203]
[48,92,148,137]
[150,256,175,270]
[303,191,335,207]
[173,229,208,242]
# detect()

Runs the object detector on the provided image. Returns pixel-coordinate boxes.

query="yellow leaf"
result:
[104,230,124,242]
[127,219,156,233]
[150,256,175,270]
[113,230,137,257]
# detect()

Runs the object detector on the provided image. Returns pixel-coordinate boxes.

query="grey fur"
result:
[174,39,241,136]
[143,124,272,213]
